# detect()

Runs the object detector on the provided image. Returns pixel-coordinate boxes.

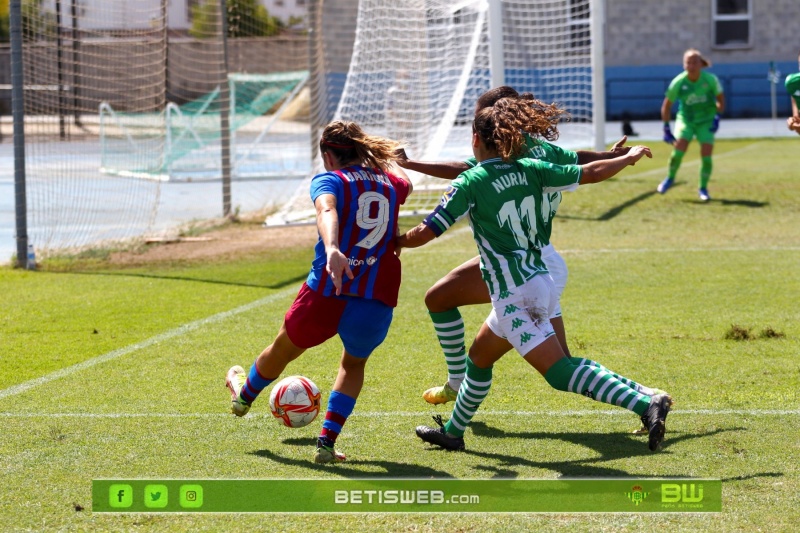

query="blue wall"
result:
[321,60,797,123]
[607,61,797,120]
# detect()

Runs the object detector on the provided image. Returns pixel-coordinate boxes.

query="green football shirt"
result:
[425,157,581,297]
[465,136,578,247]
[665,70,723,124]
[785,72,800,109]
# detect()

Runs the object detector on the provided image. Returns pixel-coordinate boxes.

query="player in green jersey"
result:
[398,87,662,434]
[398,95,673,452]
[785,52,800,135]
[658,49,725,202]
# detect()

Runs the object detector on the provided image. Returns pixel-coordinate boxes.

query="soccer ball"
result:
[268,375,321,428]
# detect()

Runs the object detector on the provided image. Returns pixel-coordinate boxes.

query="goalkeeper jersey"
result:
[786,72,800,109]
[665,70,723,124]
[465,135,578,247]
[423,157,581,299]
[308,165,410,307]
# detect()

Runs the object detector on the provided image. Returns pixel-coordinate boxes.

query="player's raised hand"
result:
[627,145,653,165]
[326,249,354,295]
[609,136,632,156]
[393,147,409,165]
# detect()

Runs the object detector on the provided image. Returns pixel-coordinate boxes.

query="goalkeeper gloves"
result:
[663,122,676,144]
[710,113,721,133]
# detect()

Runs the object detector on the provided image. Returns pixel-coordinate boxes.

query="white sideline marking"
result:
[0,238,448,402]
[0,409,797,418]
[0,289,300,401]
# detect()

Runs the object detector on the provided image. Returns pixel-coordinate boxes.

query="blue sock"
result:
[240,361,273,404]
[319,391,357,445]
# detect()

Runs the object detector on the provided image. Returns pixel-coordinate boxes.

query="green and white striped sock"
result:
[573,357,655,396]
[445,358,492,437]
[545,358,651,416]
[430,309,467,389]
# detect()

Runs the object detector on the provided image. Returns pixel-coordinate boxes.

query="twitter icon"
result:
[144,484,168,509]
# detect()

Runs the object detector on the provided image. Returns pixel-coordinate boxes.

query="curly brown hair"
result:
[473,95,571,161]
[320,121,405,171]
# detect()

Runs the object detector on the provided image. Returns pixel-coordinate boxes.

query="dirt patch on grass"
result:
[107,221,319,267]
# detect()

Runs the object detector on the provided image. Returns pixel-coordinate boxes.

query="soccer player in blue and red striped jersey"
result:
[225,120,412,464]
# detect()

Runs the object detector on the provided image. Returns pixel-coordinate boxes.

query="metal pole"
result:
[10,0,29,268]
[590,0,606,151]
[769,62,778,137]
[56,0,66,139]
[219,0,232,217]
[487,0,505,88]
[308,0,326,163]
[71,0,82,128]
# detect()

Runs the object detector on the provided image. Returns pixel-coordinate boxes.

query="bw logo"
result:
[582,389,594,399]
[661,483,704,503]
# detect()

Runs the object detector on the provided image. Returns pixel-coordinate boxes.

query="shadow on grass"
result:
[558,190,658,222]
[447,421,747,478]
[558,182,768,221]
[680,198,768,208]
[249,445,456,478]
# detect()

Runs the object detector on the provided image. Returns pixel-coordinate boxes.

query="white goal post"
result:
[266,0,605,226]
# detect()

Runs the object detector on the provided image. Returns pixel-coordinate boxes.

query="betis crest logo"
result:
[626,485,649,506]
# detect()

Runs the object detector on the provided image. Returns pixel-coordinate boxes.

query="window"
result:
[568,0,590,49]
[713,0,751,48]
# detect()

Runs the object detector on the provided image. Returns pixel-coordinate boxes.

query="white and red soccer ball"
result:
[268,375,321,428]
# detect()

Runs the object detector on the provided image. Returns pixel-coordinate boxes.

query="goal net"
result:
[266,0,600,226]
[13,0,311,259]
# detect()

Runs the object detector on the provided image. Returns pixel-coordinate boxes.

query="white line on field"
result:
[0,237,453,401]
[0,289,302,401]
[559,246,800,254]
[0,409,797,418]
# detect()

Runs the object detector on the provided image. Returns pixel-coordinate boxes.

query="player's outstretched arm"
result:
[575,136,631,163]
[579,145,652,185]
[395,149,469,180]
[397,223,437,250]
[315,193,353,295]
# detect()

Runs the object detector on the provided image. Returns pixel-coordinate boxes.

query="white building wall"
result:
[260,0,307,24]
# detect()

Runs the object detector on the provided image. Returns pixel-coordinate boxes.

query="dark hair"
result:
[475,86,536,112]
[473,95,570,161]
[320,120,405,171]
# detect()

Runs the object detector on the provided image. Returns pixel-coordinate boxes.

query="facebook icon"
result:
[109,484,133,508]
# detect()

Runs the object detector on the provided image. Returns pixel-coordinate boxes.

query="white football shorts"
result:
[541,244,567,319]
[485,274,557,357]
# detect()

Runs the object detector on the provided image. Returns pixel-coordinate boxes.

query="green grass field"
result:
[1,138,798,531]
